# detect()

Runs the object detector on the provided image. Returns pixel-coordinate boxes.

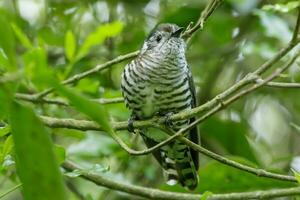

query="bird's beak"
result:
[171,27,184,38]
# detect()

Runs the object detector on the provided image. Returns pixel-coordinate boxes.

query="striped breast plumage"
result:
[121,23,200,190]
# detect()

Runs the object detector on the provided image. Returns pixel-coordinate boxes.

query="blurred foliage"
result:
[0,0,300,199]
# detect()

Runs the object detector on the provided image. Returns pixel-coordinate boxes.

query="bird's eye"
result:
[156,35,162,42]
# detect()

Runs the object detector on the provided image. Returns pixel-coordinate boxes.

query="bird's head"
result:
[140,23,185,56]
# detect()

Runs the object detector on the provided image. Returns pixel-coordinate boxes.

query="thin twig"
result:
[292,7,300,43]
[0,183,22,199]
[15,93,123,106]
[40,113,297,183]
[258,80,300,88]
[39,51,300,183]
[181,0,224,39]
[63,160,300,200]
[35,51,140,99]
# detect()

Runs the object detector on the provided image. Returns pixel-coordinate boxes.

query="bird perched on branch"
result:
[121,23,199,190]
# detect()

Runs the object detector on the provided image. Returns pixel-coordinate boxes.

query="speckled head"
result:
[140,23,186,55]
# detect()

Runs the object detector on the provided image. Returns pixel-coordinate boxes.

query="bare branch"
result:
[260,81,300,88]
[15,93,123,106]
[35,51,140,99]
[41,115,297,183]
[181,0,224,39]
[63,160,300,200]
[291,7,300,43]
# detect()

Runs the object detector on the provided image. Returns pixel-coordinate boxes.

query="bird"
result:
[121,23,199,190]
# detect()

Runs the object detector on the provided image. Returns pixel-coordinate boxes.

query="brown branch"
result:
[181,0,224,39]
[15,93,123,106]
[292,7,300,43]
[39,50,300,183]
[35,51,140,99]
[41,112,297,183]
[63,160,300,200]
[257,80,300,88]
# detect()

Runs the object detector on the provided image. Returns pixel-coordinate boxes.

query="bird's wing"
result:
[187,65,200,170]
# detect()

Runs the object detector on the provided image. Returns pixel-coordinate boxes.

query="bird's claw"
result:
[128,115,136,134]
[164,112,174,128]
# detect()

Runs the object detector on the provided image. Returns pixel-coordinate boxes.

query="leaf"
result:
[2,154,15,169]
[76,21,123,60]
[1,135,14,161]
[76,78,99,94]
[11,23,32,49]
[9,101,66,200]
[200,191,213,200]
[0,125,10,137]
[64,30,76,61]
[0,48,10,70]
[290,123,300,135]
[54,145,66,165]
[292,169,300,184]
[23,47,49,89]
[0,11,16,69]
[50,79,113,135]
[262,2,300,13]
[254,10,292,44]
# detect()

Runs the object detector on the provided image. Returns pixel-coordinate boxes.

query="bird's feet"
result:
[127,115,137,134]
[164,112,174,128]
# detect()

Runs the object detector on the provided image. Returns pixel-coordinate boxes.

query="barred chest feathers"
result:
[121,23,199,190]
[121,46,191,119]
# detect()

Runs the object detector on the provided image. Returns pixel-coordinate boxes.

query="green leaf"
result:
[50,79,113,135]
[9,101,66,200]
[200,191,213,200]
[23,47,50,89]
[292,169,300,184]
[262,2,300,13]
[0,125,10,137]
[291,123,300,135]
[76,78,99,94]
[64,30,76,61]
[2,135,13,159]
[0,48,10,70]
[11,23,32,49]
[54,145,66,165]
[0,11,16,69]
[76,21,123,60]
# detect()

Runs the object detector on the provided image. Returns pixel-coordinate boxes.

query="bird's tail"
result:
[162,141,198,190]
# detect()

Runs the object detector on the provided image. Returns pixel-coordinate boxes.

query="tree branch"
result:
[258,80,300,88]
[62,160,300,200]
[41,115,297,183]
[16,0,223,101]
[15,93,123,106]
[35,51,140,99]
[292,7,300,44]
[181,0,223,39]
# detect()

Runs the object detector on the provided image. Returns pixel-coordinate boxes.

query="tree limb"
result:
[15,93,123,106]
[41,115,297,183]
[62,160,300,200]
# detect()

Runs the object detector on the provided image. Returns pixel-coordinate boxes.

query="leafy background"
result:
[0,0,300,199]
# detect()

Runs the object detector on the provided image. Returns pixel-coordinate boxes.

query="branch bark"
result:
[41,115,297,183]
[15,93,123,106]
[63,160,300,200]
